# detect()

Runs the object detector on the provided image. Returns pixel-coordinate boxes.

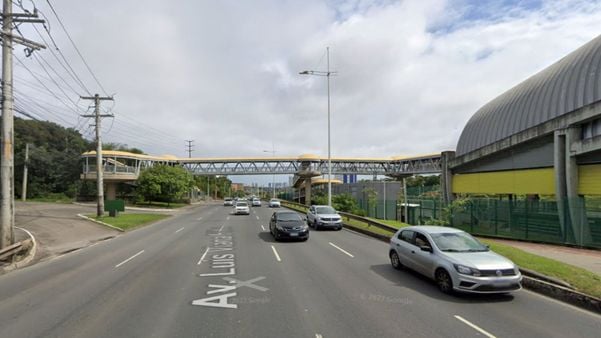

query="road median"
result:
[78,213,171,232]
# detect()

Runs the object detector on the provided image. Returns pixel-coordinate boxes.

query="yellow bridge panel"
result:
[579,164,601,195]
[453,168,555,195]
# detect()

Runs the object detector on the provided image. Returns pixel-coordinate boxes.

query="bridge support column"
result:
[565,126,591,246]
[554,130,568,238]
[304,180,312,206]
[441,151,455,205]
[106,182,117,201]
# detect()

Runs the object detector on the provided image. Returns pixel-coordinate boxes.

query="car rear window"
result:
[277,213,302,221]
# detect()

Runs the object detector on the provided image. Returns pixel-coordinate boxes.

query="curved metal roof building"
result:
[456,34,601,156]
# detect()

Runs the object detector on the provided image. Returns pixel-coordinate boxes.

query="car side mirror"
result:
[420,246,433,253]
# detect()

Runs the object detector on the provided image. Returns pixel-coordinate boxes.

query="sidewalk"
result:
[485,238,601,276]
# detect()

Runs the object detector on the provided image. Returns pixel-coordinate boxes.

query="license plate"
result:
[290,233,298,237]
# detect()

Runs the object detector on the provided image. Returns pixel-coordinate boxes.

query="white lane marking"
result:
[196,217,203,220]
[115,250,145,268]
[454,315,496,338]
[218,225,225,232]
[328,242,355,258]
[315,334,323,338]
[256,216,260,220]
[226,216,230,220]
[261,225,266,231]
[270,245,281,262]
[197,247,210,265]
[175,227,184,233]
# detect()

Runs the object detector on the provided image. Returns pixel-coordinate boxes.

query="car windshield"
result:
[277,213,302,221]
[315,206,336,214]
[236,202,248,207]
[430,232,488,252]
[270,199,279,202]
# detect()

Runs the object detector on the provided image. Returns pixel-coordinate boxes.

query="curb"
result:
[343,223,391,242]
[522,276,601,314]
[1,227,38,273]
[73,202,178,213]
[77,214,125,232]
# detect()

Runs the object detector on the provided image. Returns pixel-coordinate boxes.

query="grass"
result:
[480,239,601,299]
[130,201,187,209]
[341,216,397,237]
[367,218,409,229]
[90,213,170,231]
[26,194,73,204]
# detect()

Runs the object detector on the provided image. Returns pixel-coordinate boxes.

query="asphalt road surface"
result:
[0,204,599,338]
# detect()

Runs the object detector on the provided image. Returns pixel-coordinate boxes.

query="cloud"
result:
[13,0,601,183]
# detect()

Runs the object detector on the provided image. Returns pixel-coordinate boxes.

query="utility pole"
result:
[81,94,114,217]
[21,143,29,202]
[1,1,45,249]
[185,140,194,158]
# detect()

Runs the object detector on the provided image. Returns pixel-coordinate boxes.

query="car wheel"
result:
[390,251,402,270]
[336,226,342,231]
[435,269,453,294]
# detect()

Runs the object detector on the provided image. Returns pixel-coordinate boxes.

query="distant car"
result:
[306,205,342,230]
[389,226,522,294]
[224,197,233,206]
[270,210,309,241]
[268,199,281,208]
[252,198,262,207]
[233,201,250,215]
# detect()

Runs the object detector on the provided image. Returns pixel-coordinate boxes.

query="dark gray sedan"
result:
[269,210,309,241]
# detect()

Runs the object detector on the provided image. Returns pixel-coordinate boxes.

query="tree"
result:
[137,165,193,205]
[12,118,92,199]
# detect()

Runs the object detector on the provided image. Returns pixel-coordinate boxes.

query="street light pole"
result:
[326,47,332,207]
[300,47,336,206]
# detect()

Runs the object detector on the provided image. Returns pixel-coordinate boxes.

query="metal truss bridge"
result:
[80,151,442,181]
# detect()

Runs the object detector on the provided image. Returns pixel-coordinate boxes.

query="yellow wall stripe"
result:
[579,164,601,195]
[452,168,555,195]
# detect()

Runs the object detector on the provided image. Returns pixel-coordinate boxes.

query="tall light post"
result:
[263,145,276,199]
[300,47,336,206]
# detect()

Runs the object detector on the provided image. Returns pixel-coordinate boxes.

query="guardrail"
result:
[280,200,398,239]
[0,242,24,261]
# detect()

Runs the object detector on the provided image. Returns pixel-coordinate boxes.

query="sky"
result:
[12,0,601,184]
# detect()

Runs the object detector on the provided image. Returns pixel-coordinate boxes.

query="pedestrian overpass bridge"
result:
[81,150,443,178]
[80,150,444,202]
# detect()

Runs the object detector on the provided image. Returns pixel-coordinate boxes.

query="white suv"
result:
[306,205,342,230]
[233,201,250,215]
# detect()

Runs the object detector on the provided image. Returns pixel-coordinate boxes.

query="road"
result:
[0,204,599,337]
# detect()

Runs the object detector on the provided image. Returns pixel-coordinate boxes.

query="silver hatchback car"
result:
[389,226,522,294]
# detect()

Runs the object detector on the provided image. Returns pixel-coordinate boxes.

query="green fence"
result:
[357,199,398,220]
[448,198,601,249]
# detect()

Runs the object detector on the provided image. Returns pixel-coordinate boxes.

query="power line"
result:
[14,55,82,115]
[46,0,108,96]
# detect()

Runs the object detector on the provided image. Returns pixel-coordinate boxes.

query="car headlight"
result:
[453,264,481,276]
[276,224,285,231]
